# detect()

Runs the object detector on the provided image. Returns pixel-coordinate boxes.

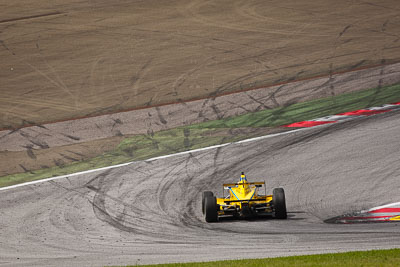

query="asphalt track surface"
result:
[1,111,400,266]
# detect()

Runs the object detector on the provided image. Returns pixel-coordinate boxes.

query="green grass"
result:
[122,249,400,267]
[1,84,400,188]
[188,83,400,129]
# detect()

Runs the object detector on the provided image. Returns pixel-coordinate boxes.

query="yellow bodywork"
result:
[390,216,400,221]
[216,174,273,217]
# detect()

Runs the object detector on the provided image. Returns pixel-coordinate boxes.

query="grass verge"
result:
[121,249,400,267]
[1,84,400,188]
[188,83,400,129]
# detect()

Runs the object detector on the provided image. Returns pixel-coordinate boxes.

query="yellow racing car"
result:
[202,172,287,222]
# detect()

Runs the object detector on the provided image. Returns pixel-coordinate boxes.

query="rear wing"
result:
[224,196,268,203]
[223,182,265,188]
[223,181,266,198]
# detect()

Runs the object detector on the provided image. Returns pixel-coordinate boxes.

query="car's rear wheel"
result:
[202,191,213,214]
[204,195,218,222]
[273,188,287,219]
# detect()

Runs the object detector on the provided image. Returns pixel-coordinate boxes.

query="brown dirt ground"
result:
[0,135,123,176]
[1,0,400,177]
[1,0,400,129]
[0,127,287,177]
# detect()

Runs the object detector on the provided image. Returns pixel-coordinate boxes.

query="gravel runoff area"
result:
[1,62,400,152]
[2,0,400,129]
[0,108,399,267]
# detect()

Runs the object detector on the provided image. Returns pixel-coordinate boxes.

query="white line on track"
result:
[0,162,132,192]
[0,127,309,192]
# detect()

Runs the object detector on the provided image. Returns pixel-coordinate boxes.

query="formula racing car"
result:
[202,172,287,222]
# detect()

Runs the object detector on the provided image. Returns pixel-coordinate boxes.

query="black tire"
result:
[202,191,213,214]
[204,195,218,222]
[273,188,287,219]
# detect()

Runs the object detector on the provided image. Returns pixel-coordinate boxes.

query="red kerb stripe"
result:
[283,121,337,128]
[338,109,391,116]
[368,208,400,213]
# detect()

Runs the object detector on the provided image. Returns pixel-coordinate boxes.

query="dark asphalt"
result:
[0,110,400,266]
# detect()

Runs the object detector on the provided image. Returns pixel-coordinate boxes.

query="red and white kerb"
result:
[284,102,400,128]
[336,202,400,223]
